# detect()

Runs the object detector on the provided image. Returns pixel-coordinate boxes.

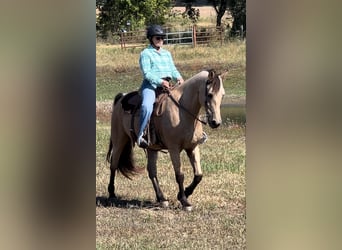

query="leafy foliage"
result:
[208,0,246,38]
[182,3,200,23]
[96,0,172,39]
[229,0,246,38]
[207,0,229,27]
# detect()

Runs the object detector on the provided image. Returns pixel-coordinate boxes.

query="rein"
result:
[166,83,208,125]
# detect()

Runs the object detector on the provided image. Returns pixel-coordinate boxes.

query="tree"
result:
[182,3,200,23]
[228,0,246,38]
[208,0,229,27]
[208,0,246,37]
[96,0,172,39]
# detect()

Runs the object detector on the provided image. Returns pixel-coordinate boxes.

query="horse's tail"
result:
[106,92,143,179]
[106,93,122,164]
[117,140,143,179]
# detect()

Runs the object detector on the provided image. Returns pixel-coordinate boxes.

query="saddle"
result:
[120,87,170,150]
[121,91,141,113]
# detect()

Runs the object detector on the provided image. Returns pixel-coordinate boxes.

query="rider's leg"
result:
[138,87,155,147]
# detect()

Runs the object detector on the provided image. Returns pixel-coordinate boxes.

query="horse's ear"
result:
[220,69,229,80]
[207,69,216,83]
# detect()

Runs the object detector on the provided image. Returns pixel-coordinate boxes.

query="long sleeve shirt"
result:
[139,45,182,89]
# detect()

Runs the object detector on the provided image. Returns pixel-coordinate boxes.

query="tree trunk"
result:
[216,12,225,27]
[213,0,228,28]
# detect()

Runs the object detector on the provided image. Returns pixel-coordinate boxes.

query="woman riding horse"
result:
[137,24,184,148]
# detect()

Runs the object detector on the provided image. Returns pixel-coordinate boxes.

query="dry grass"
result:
[96,171,245,249]
[96,43,245,73]
[96,122,246,249]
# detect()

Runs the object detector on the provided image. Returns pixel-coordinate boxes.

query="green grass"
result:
[96,41,245,101]
[96,74,141,101]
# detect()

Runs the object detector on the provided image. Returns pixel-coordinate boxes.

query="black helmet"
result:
[146,25,166,40]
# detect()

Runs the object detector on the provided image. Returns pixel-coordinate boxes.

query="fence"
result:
[117,25,225,49]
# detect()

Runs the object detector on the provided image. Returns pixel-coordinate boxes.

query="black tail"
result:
[117,140,142,179]
[106,92,123,164]
[106,137,142,179]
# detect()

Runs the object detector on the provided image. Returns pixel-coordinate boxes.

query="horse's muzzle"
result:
[208,119,220,128]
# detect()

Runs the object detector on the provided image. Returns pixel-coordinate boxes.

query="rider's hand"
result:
[162,80,170,89]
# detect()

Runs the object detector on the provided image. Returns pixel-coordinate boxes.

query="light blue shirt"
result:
[139,45,182,89]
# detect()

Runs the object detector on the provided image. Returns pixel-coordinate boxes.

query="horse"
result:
[106,69,227,211]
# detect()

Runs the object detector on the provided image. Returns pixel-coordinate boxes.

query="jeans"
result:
[138,86,156,139]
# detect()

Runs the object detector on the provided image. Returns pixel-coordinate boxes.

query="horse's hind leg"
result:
[147,150,168,207]
[107,143,125,199]
[184,147,203,198]
[108,153,120,199]
[106,139,116,199]
[108,165,116,199]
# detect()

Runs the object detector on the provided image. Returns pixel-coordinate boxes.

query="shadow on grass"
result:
[96,196,159,209]
[96,196,182,210]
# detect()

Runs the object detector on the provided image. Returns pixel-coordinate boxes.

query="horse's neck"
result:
[173,80,202,115]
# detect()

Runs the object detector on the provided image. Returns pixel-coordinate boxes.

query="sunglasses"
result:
[154,36,164,41]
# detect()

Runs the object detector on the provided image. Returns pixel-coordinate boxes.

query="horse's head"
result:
[203,69,227,128]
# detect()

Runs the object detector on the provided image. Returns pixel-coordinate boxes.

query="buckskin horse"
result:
[106,69,227,211]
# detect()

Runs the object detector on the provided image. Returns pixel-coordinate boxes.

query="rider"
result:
[137,25,184,148]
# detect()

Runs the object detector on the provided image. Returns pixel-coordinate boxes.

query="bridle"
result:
[167,79,214,125]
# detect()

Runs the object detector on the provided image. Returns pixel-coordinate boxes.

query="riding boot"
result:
[137,135,148,148]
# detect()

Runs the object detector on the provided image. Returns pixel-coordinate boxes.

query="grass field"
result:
[96,40,246,249]
[96,42,246,102]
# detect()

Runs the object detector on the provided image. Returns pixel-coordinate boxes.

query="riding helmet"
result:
[146,25,166,40]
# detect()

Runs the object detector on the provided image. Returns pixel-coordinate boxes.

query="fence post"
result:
[192,25,197,48]
[120,32,127,49]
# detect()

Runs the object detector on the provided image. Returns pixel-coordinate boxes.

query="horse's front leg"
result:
[185,146,203,198]
[147,150,168,207]
[169,149,192,211]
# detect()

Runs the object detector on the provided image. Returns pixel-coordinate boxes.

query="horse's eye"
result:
[207,93,213,99]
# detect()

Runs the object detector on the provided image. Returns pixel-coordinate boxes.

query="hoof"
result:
[183,205,193,212]
[159,200,169,208]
